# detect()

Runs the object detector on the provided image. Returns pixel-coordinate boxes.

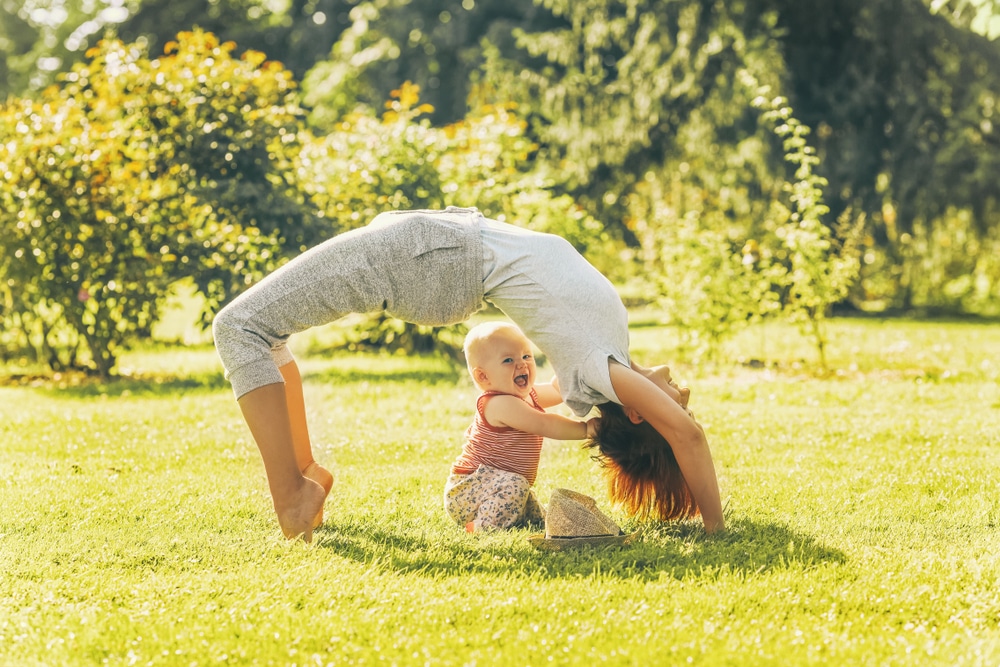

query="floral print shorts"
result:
[444,464,545,530]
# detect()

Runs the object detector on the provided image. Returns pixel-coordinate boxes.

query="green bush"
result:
[622,83,861,367]
[0,31,318,376]
[755,92,863,367]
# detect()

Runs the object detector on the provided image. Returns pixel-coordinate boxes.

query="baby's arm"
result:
[631,362,691,408]
[484,395,597,440]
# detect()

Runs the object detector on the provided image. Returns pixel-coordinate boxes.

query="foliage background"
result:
[3,0,1000,376]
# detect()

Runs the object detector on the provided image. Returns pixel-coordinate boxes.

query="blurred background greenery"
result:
[2,0,1000,377]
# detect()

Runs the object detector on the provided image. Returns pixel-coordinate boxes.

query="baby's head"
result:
[463,322,536,396]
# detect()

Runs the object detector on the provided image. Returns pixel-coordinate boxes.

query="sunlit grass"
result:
[2,318,999,666]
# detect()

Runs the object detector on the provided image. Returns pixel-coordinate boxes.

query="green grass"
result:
[2,318,999,666]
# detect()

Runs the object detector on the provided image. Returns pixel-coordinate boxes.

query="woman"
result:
[212,206,725,541]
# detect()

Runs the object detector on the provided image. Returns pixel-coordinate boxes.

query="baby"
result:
[444,322,598,532]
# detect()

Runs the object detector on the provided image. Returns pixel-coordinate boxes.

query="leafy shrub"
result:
[0,36,614,376]
[755,92,863,367]
[0,31,318,376]
[623,81,861,367]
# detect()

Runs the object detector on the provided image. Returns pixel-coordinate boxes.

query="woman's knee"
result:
[211,301,242,350]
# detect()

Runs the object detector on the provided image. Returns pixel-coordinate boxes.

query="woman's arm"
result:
[531,380,564,408]
[485,395,596,440]
[608,360,725,534]
[630,362,691,408]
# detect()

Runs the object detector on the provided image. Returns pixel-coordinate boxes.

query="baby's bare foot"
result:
[275,478,326,542]
[302,462,333,529]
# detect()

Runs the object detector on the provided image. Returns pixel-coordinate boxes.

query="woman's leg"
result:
[279,360,333,528]
[237,382,326,542]
[215,213,484,539]
[214,229,387,542]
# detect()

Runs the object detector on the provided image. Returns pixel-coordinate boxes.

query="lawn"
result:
[1,317,999,666]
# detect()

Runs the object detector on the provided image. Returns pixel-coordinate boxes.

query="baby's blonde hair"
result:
[463,321,525,377]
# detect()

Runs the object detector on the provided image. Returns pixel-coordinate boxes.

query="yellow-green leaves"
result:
[0,30,313,377]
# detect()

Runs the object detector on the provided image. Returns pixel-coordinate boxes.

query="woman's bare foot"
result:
[302,461,333,529]
[274,477,326,542]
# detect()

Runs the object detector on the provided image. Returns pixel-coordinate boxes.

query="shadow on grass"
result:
[314,516,846,582]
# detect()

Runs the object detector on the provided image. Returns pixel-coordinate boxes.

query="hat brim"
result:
[527,532,634,551]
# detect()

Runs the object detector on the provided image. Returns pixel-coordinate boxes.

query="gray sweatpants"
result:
[212,207,485,398]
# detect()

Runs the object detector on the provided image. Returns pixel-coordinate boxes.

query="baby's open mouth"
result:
[514,374,529,387]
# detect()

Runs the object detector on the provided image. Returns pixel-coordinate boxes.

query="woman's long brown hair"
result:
[585,402,699,521]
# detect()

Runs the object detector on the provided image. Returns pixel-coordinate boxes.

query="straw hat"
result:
[527,488,632,550]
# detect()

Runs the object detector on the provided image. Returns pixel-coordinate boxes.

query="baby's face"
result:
[474,330,537,399]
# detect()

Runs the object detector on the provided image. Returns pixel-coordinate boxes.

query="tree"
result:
[479,0,783,225]
[930,0,1000,38]
[478,0,1000,318]
[299,0,553,128]
[0,0,126,99]
[772,0,1000,311]
[0,31,318,376]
